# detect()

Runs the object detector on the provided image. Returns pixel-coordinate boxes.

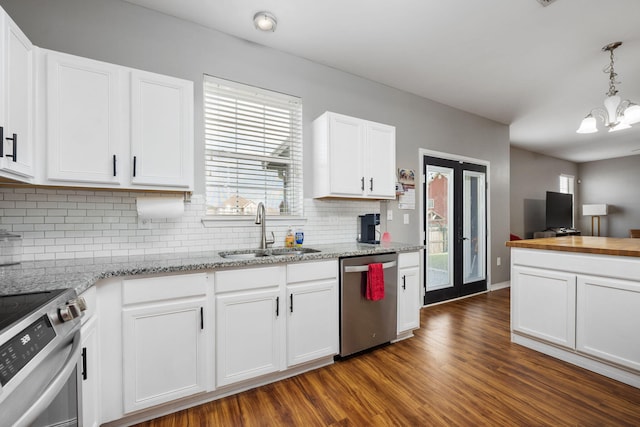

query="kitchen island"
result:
[506,236,640,388]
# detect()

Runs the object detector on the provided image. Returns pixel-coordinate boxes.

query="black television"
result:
[545,191,573,229]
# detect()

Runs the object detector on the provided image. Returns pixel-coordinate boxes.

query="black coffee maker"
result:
[358,213,380,244]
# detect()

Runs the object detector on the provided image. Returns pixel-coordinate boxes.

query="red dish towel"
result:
[366,263,385,301]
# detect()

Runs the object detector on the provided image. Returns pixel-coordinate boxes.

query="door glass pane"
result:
[463,170,486,284]
[426,165,453,291]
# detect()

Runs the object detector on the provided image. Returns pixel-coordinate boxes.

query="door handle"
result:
[290,294,293,313]
[113,154,117,176]
[361,177,365,191]
[5,133,17,162]
[369,178,373,191]
[344,261,397,273]
[81,347,88,380]
[402,275,406,290]
[276,296,280,317]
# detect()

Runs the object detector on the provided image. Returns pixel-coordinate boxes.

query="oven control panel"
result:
[0,315,56,386]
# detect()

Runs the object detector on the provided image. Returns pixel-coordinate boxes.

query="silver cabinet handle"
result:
[344,260,396,273]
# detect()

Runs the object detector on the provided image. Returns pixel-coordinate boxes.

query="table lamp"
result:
[582,204,608,236]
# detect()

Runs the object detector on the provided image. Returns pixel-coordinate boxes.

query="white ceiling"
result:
[123,0,640,163]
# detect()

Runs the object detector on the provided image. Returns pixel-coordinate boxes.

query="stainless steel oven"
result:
[0,289,86,427]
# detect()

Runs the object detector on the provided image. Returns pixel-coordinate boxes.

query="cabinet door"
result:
[397,265,420,334]
[1,13,34,178]
[79,316,100,427]
[328,113,365,196]
[287,279,338,367]
[511,266,576,349]
[130,70,193,189]
[46,51,124,184]
[122,299,207,413]
[365,122,396,198]
[216,288,282,386]
[577,275,640,371]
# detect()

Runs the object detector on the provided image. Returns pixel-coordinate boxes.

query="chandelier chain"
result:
[605,45,620,97]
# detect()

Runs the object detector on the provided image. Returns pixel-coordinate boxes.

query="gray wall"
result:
[510,147,578,239]
[0,0,511,283]
[577,155,640,237]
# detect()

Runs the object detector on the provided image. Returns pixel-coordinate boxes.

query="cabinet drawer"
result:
[122,273,207,305]
[287,260,338,284]
[215,266,285,293]
[398,251,420,268]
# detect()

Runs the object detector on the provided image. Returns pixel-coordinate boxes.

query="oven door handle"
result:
[343,260,396,273]
[14,330,82,427]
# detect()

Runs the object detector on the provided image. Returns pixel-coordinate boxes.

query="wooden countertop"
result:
[506,236,640,258]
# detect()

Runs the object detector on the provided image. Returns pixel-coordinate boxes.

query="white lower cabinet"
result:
[397,252,420,335]
[79,313,99,427]
[577,275,640,371]
[215,266,285,387]
[511,265,576,349]
[286,260,338,367]
[121,274,208,413]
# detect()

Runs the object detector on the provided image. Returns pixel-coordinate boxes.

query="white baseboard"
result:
[490,281,510,291]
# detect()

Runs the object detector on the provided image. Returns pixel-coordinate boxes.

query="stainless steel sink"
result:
[219,247,320,260]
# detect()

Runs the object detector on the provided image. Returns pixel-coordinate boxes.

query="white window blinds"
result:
[204,75,303,216]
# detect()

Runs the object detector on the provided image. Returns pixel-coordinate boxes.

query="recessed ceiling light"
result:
[253,11,277,32]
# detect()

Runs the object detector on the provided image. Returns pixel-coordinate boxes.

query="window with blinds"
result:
[204,75,303,217]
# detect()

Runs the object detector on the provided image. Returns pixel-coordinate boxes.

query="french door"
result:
[423,155,487,304]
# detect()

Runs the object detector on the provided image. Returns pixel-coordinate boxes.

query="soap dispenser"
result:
[285,227,295,248]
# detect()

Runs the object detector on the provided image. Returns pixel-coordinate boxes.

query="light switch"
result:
[403,214,410,225]
[387,209,393,221]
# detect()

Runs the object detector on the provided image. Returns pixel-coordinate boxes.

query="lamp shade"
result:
[582,204,608,216]
[576,115,598,133]
[624,104,640,124]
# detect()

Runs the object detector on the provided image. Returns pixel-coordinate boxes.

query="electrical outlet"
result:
[496,257,501,266]
[387,209,393,221]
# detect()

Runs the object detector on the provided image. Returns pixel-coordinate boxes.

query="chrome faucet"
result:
[255,202,275,250]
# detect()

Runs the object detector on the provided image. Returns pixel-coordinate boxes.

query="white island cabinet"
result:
[312,111,396,199]
[509,243,640,388]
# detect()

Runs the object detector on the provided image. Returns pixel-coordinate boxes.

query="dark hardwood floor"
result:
[136,288,640,426]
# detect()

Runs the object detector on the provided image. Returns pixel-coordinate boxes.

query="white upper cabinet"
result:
[45,50,124,185]
[130,70,193,189]
[41,49,194,191]
[0,8,34,180]
[313,111,396,199]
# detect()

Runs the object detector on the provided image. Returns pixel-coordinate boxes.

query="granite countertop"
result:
[0,242,424,296]
[506,236,640,258]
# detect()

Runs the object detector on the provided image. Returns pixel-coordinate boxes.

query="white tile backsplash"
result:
[0,187,380,261]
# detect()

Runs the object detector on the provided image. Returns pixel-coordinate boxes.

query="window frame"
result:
[202,75,303,222]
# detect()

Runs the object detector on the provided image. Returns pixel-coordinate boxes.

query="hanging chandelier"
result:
[576,41,640,134]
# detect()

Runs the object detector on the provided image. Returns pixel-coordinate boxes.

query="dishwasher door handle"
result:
[343,260,397,273]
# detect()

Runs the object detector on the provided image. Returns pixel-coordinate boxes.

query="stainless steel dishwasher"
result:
[339,252,398,356]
